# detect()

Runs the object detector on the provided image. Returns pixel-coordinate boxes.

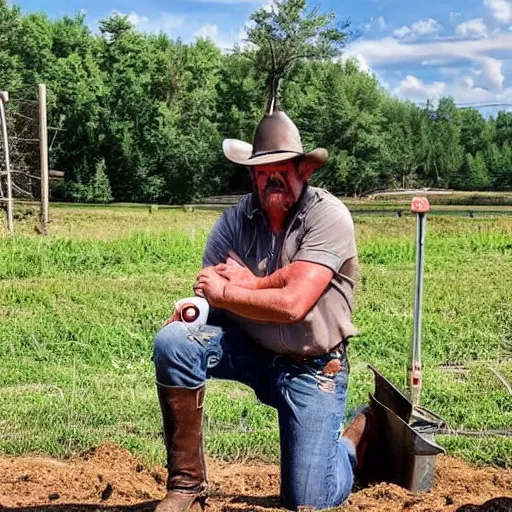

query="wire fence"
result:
[0,84,63,233]
[0,86,41,201]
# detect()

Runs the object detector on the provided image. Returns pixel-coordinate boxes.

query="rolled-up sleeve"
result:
[293,199,356,273]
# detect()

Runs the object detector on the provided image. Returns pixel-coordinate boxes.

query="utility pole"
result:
[39,84,49,234]
[0,91,14,235]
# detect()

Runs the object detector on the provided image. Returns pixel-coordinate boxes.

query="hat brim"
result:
[223,139,328,172]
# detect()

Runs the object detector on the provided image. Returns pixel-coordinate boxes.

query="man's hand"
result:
[194,267,229,307]
[214,257,259,289]
[163,305,181,326]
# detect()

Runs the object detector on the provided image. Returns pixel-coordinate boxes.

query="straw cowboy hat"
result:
[223,111,328,178]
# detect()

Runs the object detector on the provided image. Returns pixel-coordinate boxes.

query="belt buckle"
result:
[321,357,342,377]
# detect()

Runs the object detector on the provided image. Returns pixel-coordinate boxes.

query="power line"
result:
[455,103,512,109]
[416,101,512,109]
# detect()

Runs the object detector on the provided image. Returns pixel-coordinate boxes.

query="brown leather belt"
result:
[287,343,347,376]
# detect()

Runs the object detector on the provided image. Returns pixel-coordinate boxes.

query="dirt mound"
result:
[0,443,510,512]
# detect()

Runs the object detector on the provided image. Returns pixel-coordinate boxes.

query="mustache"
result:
[265,176,286,191]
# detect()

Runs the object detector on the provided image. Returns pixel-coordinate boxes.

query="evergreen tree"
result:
[464,152,490,190]
[89,158,113,203]
[486,143,511,190]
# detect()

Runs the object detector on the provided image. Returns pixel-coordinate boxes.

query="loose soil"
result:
[0,443,510,512]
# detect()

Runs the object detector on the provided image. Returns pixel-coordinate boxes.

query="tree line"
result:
[1,0,511,204]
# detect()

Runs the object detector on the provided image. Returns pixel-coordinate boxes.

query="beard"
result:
[262,190,294,211]
[259,177,294,211]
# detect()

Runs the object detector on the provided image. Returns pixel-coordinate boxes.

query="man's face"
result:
[253,160,304,212]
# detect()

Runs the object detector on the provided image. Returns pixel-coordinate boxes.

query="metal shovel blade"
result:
[360,366,446,492]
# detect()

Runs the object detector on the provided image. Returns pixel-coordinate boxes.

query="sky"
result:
[14,0,512,112]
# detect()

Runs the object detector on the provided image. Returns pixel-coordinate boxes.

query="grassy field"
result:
[0,204,511,468]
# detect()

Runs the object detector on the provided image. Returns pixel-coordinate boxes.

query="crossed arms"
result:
[193,258,333,324]
[181,195,355,325]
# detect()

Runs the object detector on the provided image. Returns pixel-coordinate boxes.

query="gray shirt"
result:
[202,185,358,357]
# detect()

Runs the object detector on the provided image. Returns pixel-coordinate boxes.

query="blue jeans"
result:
[153,312,355,510]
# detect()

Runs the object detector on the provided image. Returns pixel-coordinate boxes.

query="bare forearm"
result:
[220,283,302,323]
[251,269,287,290]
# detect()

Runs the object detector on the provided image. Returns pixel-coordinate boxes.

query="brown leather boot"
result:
[155,386,207,512]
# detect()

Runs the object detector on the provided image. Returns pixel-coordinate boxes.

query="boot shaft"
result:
[158,385,207,492]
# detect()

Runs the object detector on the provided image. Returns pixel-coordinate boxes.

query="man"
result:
[153,111,372,512]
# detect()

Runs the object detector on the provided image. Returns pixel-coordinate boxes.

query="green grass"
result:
[0,206,511,468]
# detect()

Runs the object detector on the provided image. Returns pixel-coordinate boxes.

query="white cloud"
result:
[421,59,454,66]
[393,72,512,107]
[463,76,475,88]
[116,11,185,33]
[484,0,512,24]
[341,53,371,74]
[206,26,250,52]
[393,18,442,40]
[413,18,443,35]
[363,16,387,32]
[263,0,276,13]
[394,75,446,101]
[446,78,512,104]
[194,24,219,40]
[350,31,512,108]
[126,12,149,26]
[349,32,512,68]
[393,26,413,39]
[431,58,504,92]
[473,56,505,90]
[456,18,488,39]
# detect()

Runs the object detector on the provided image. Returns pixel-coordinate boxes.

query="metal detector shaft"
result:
[409,197,430,406]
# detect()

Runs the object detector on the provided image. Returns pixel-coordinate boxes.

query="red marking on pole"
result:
[411,362,422,387]
[411,197,431,214]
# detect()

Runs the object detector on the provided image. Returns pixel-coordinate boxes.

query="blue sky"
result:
[16,0,512,112]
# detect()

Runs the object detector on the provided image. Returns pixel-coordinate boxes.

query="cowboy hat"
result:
[223,111,328,176]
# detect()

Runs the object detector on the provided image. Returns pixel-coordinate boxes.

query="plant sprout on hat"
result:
[222,41,328,180]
